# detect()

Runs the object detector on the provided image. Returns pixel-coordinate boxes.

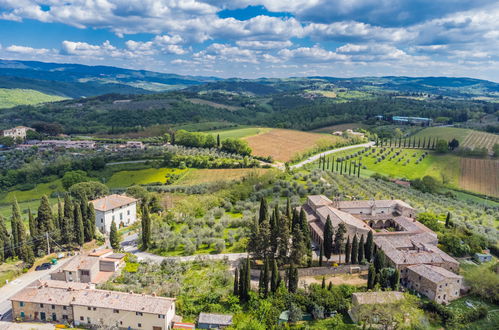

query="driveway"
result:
[0,256,74,320]
[121,233,248,264]
[290,141,375,169]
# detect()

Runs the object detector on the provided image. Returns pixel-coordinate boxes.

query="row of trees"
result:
[317,155,362,178]
[173,129,252,156]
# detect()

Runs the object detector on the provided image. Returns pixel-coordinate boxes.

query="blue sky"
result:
[0,1,498,81]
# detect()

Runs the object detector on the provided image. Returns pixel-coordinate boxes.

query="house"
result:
[392,116,432,126]
[2,126,34,139]
[303,195,461,304]
[10,280,176,330]
[197,313,233,329]
[126,141,145,149]
[91,194,138,234]
[405,264,462,304]
[473,252,492,263]
[349,291,405,323]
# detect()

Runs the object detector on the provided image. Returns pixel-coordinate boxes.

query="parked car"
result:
[35,262,52,271]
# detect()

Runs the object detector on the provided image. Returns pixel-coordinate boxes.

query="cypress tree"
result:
[327,282,333,291]
[110,220,119,250]
[367,264,376,289]
[286,198,292,220]
[141,205,151,249]
[73,203,84,246]
[36,195,54,237]
[243,257,251,301]
[357,165,361,178]
[392,269,400,290]
[374,249,386,273]
[299,208,310,250]
[238,265,244,300]
[87,202,96,240]
[290,224,305,265]
[217,134,221,148]
[445,212,451,228]
[262,258,269,297]
[28,208,37,239]
[351,235,358,264]
[258,198,269,224]
[12,200,34,265]
[81,195,91,242]
[365,231,374,261]
[323,215,333,260]
[335,159,339,171]
[62,194,73,244]
[11,200,20,257]
[271,258,279,293]
[56,197,63,234]
[321,276,326,289]
[331,157,335,172]
[0,238,3,263]
[277,213,290,262]
[345,236,351,264]
[358,234,365,263]
[334,223,346,255]
[287,264,298,293]
[348,161,352,176]
[233,268,239,296]
[0,216,12,259]
[319,243,324,266]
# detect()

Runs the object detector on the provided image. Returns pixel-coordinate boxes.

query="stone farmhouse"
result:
[2,126,34,139]
[91,194,138,234]
[303,195,462,304]
[349,291,405,323]
[10,280,176,330]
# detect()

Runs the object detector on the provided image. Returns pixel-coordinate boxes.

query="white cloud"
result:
[6,44,50,55]
[278,45,348,62]
[236,40,292,49]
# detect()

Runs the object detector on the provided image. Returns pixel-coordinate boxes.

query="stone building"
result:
[91,194,137,234]
[2,126,34,139]
[405,264,462,304]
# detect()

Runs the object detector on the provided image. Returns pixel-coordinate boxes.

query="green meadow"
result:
[205,126,271,139]
[0,88,66,108]
[412,127,472,143]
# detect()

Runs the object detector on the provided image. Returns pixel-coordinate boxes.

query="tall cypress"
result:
[56,197,63,234]
[358,234,365,263]
[344,236,351,264]
[287,264,298,293]
[271,258,279,293]
[109,220,119,250]
[217,134,221,148]
[12,200,34,264]
[62,194,74,244]
[241,257,251,302]
[258,198,269,225]
[261,258,269,297]
[367,264,376,289]
[87,202,96,240]
[11,200,20,257]
[73,203,84,246]
[374,249,386,273]
[80,195,91,242]
[141,205,151,249]
[28,208,37,239]
[321,276,326,289]
[299,208,310,250]
[233,267,239,296]
[445,212,451,228]
[365,231,374,262]
[319,243,324,266]
[0,216,12,259]
[323,216,333,260]
[36,195,54,236]
[351,235,358,264]
[286,198,292,220]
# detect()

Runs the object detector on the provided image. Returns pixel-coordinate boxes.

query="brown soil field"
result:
[244,128,346,162]
[459,158,499,197]
[300,272,368,288]
[177,168,271,185]
[187,98,241,111]
[461,131,499,154]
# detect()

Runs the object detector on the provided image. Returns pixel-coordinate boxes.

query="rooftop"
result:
[407,264,462,283]
[198,313,233,325]
[62,255,100,272]
[91,194,137,212]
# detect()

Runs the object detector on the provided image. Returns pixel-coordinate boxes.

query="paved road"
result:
[0,256,74,320]
[106,159,151,166]
[121,233,248,264]
[290,141,375,169]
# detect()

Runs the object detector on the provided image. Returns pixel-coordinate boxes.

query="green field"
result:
[447,296,499,330]
[205,126,271,139]
[0,88,66,108]
[309,147,460,186]
[412,127,472,143]
[106,168,187,188]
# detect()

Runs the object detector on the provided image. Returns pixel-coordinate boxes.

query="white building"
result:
[91,194,138,234]
[2,126,34,139]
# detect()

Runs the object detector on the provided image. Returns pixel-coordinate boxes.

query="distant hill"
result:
[0,88,67,109]
[0,59,219,101]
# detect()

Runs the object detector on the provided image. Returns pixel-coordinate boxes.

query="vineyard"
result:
[461,130,499,153]
[459,158,499,197]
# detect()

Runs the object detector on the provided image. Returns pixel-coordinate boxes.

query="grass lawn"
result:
[0,180,63,205]
[176,168,271,185]
[106,168,187,188]
[412,127,472,143]
[206,126,272,139]
[447,296,499,330]
[0,88,66,108]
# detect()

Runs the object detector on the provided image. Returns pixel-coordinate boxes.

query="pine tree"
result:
[358,234,365,263]
[344,236,351,264]
[365,231,374,262]
[28,208,37,239]
[87,202,96,240]
[287,264,298,293]
[351,235,358,264]
[36,195,54,237]
[323,215,333,260]
[73,203,84,246]
[367,264,376,289]
[62,194,73,244]
[321,276,326,289]
[141,205,151,249]
[110,220,119,250]
[445,212,451,228]
[271,258,279,293]
[258,198,269,224]
[233,268,239,296]
[319,243,324,266]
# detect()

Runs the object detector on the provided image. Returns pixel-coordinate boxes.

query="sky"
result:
[0,1,498,81]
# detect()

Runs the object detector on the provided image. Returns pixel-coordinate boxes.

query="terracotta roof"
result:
[338,199,414,210]
[173,322,196,329]
[88,249,113,257]
[352,291,404,305]
[316,206,370,232]
[407,264,462,284]
[72,290,175,315]
[91,194,137,212]
[198,313,233,326]
[307,195,333,207]
[62,255,100,272]
[9,280,89,305]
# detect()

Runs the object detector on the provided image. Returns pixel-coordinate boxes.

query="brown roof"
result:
[316,206,370,232]
[9,280,89,305]
[91,194,137,212]
[88,249,113,257]
[407,264,462,283]
[62,255,100,272]
[198,313,233,325]
[307,195,333,207]
[338,199,414,210]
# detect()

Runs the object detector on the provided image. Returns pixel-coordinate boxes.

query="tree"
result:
[239,257,251,302]
[270,258,279,293]
[445,212,452,228]
[321,276,326,289]
[56,198,63,234]
[288,303,303,323]
[448,138,459,151]
[109,220,120,250]
[216,134,221,148]
[290,225,306,265]
[258,198,269,224]
[367,264,376,289]
[391,269,400,290]
[334,223,346,256]
[374,250,386,273]
[323,215,333,260]
[365,231,374,261]
[299,208,311,251]
[11,199,34,265]
[435,139,448,153]
[287,264,298,293]
[36,195,54,237]
[69,181,109,200]
[344,236,351,264]
[61,194,73,244]
[221,138,252,155]
[28,208,37,239]
[319,243,324,266]
[61,170,90,190]
[141,205,151,250]
[0,216,12,259]
[87,202,96,240]
[260,258,269,297]
[351,235,358,264]
[73,203,84,246]
[233,267,239,296]
[358,234,365,263]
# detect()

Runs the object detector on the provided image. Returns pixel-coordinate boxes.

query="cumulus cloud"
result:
[6,44,50,55]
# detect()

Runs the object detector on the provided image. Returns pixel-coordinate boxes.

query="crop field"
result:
[187,98,242,111]
[207,126,271,139]
[106,168,187,188]
[176,168,271,185]
[0,88,66,108]
[309,146,460,185]
[244,128,346,162]
[311,122,369,134]
[461,130,499,153]
[459,158,499,197]
[412,127,472,143]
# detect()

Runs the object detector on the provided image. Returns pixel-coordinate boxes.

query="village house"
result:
[10,280,176,330]
[91,194,138,234]
[197,313,233,329]
[2,126,34,139]
[349,291,405,323]
[303,195,462,304]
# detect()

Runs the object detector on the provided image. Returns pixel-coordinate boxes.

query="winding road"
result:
[290,141,375,169]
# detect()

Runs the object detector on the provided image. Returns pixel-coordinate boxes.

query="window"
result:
[112,215,115,221]
[40,304,44,308]
[113,309,119,314]
[136,312,143,316]
[20,312,25,318]
[63,315,68,320]
[81,270,90,276]
[52,313,57,321]
[63,306,67,310]
[158,314,165,319]
[20,302,24,307]
[101,219,103,223]
[120,213,123,220]
[138,323,142,328]
[93,307,96,311]
[52,305,55,309]
[87,307,91,311]
[120,321,123,325]
[80,316,84,321]
[127,210,130,215]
